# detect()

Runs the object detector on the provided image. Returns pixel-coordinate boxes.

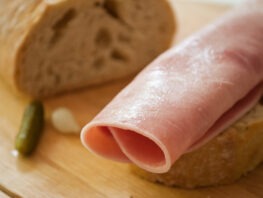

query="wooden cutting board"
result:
[1,1,263,198]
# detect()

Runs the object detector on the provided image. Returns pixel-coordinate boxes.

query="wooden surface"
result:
[1,1,263,198]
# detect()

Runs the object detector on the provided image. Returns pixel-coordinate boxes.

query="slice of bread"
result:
[131,103,263,188]
[0,0,175,98]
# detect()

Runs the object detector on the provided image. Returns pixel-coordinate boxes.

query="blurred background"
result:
[191,0,244,5]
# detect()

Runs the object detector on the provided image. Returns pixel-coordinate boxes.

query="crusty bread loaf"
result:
[0,0,175,98]
[131,103,263,188]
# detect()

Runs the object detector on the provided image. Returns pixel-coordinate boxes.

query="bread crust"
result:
[0,0,44,93]
[131,103,263,188]
[0,0,176,98]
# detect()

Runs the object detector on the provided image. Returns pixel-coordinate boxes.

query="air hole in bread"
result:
[50,9,77,46]
[103,0,120,19]
[93,57,105,69]
[94,1,102,7]
[135,2,142,10]
[103,0,132,30]
[111,49,128,62]
[95,28,112,47]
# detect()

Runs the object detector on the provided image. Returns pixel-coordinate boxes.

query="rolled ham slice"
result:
[81,2,263,173]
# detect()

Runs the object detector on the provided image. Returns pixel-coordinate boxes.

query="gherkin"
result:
[15,101,44,156]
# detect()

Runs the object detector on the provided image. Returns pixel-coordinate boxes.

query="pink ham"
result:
[81,3,263,173]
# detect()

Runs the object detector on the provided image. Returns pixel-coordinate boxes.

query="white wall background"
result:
[191,0,245,5]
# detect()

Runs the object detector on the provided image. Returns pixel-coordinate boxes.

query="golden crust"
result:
[0,0,46,96]
[131,103,263,188]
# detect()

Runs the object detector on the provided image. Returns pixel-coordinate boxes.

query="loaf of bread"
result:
[0,0,175,98]
[131,102,263,188]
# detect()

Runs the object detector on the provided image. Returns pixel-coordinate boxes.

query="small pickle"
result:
[15,101,44,156]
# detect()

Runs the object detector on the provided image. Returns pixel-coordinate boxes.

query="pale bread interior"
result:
[17,0,175,97]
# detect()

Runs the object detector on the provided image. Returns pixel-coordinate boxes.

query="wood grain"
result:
[0,1,262,198]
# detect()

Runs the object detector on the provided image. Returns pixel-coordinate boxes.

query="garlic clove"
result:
[51,107,80,133]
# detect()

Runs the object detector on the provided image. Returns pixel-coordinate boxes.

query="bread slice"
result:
[131,102,263,188]
[0,0,175,98]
